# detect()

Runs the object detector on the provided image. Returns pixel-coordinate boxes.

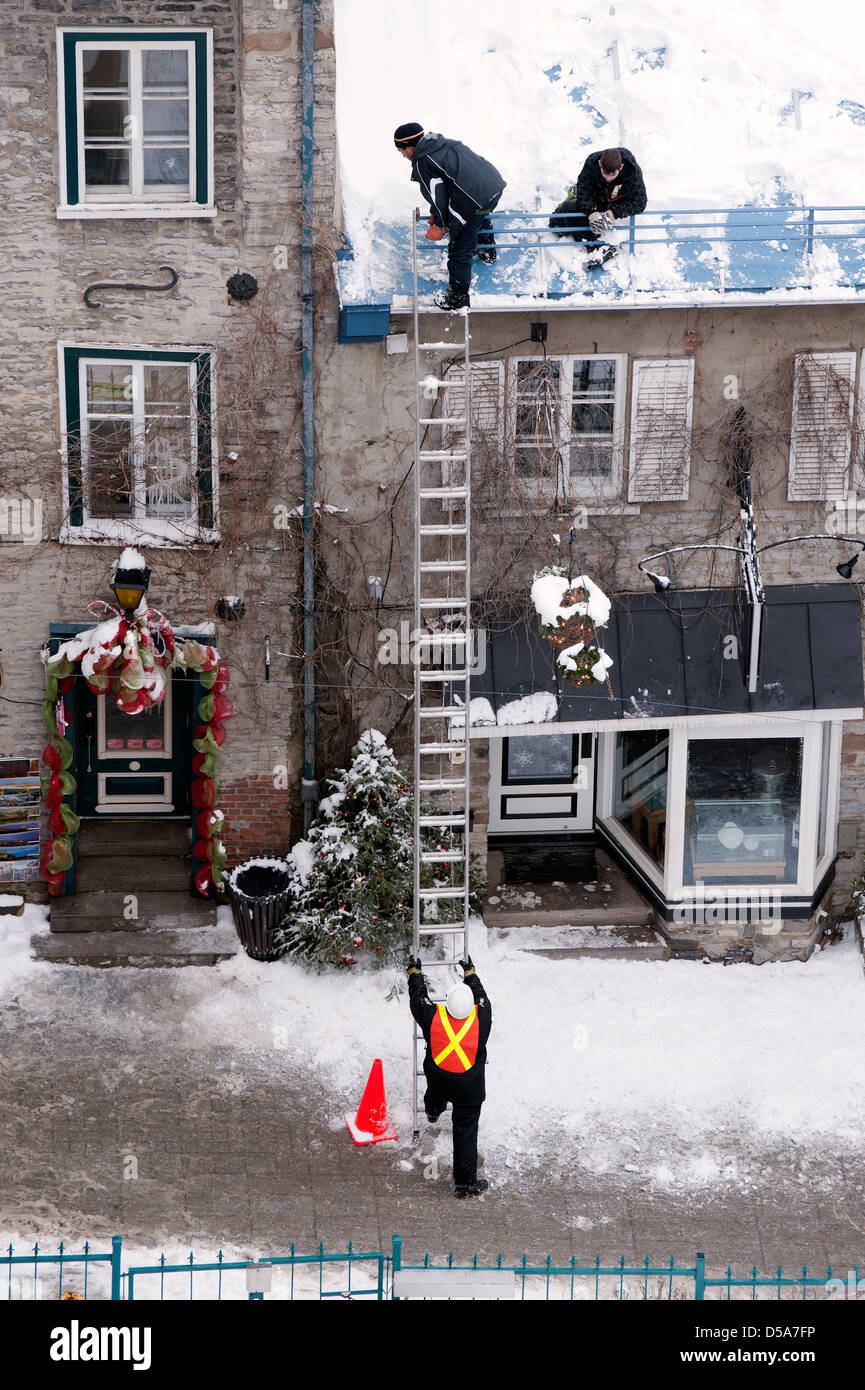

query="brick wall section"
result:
[219,774,293,869]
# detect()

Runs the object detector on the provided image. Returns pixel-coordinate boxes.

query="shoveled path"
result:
[1,963,863,1279]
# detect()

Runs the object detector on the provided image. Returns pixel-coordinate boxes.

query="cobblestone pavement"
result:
[1,964,864,1277]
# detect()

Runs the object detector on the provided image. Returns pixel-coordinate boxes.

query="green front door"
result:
[76,672,193,818]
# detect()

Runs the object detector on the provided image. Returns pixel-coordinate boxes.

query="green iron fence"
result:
[1,1234,858,1300]
[389,1238,857,1301]
[2,1237,122,1301]
[123,1242,386,1301]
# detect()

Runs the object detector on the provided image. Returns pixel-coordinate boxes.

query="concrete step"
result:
[77,821,192,857]
[49,891,217,933]
[74,855,192,893]
[32,924,239,969]
[488,924,668,961]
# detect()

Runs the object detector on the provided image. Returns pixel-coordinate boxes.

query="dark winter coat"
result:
[570,148,647,220]
[411,132,506,231]
[409,970,492,1106]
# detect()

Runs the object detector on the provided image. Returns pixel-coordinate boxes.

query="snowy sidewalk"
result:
[1,907,865,1272]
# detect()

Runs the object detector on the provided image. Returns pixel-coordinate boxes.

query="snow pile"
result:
[164,921,865,1191]
[0,903,49,990]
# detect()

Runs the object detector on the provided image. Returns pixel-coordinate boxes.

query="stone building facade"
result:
[0,0,339,894]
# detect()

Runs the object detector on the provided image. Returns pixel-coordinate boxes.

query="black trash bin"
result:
[227,858,293,962]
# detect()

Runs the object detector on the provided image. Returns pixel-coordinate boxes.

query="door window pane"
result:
[505,734,575,783]
[103,696,166,752]
[684,738,803,885]
[613,730,669,868]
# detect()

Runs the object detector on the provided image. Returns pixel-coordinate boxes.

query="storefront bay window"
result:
[597,720,841,910]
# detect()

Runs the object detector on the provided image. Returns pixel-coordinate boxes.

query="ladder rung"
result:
[419,887,467,899]
[413,959,463,967]
[418,599,468,609]
[418,670,469,682]
[419,488,467,500]
[416,633,468,645]
[421,851,465,863]
[418,815,466,826]
[419,742,465,755]
[418,779,466,792]
[420,525,467,537]
[418,926,468,934]
[419,561,467,572]
[419,341,465,350]
[418,417,466,425]
[419,450,467,461]
[418,709,466,720]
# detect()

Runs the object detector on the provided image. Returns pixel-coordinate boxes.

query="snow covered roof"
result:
[469,585,864,731]
[333,0,865,317]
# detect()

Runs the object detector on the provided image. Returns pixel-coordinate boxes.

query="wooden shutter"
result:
[627,359,695,502]
[788,351,856,501]
[442,361,504,458]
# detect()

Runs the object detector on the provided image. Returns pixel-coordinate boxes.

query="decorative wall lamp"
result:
[110,552,151,616]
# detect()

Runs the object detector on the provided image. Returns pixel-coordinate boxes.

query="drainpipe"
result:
[300,0,319,829]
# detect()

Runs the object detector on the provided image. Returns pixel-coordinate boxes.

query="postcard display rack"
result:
[0,758,41,882]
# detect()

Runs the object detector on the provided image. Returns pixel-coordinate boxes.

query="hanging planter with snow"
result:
[530,565,614,687]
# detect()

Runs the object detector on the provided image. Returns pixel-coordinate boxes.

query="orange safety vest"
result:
[430,1004,479,1073]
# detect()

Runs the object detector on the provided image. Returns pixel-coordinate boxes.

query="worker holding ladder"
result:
[407,955,492,1198]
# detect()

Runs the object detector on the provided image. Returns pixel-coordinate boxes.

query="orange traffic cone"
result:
[345,1059,398,1146]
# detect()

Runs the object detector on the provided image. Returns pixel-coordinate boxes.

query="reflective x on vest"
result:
[431,1004,479,1073]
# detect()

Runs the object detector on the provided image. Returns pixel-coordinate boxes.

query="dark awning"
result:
[470,584,864,729]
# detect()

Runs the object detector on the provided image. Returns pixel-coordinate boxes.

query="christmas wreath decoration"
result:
[40,604,233,898]
[530,565,614,687]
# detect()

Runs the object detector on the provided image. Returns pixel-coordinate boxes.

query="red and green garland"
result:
[40,601,233,898]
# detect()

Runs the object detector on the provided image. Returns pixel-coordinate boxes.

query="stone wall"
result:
[0,0,339,890]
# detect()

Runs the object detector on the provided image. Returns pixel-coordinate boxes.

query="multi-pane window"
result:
[59,346,217,542]
[82,46,192,198]
[510,355,626,497]
[57,30,213,216]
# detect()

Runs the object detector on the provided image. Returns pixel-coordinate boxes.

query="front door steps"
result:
[33,820,237,968]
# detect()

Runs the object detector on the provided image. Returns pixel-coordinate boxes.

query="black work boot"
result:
[434,286,470,311]
[584,245,617,269]
[455,1178,489,1198]
[475,246,497,264]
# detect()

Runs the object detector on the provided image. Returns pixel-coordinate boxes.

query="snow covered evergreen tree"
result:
[278,729,475,971]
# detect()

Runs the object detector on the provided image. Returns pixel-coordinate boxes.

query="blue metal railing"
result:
[402,203,865,298]
[2,1237,122,1300]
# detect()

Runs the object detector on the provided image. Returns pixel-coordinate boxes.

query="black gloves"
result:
[459,957,475,977]
[407,956,423,976]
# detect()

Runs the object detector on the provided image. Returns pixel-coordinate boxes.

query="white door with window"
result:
[488,732,595,833]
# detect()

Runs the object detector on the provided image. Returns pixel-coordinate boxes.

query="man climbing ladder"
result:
[408,955,492,1197]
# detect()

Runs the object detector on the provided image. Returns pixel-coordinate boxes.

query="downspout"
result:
[300,0,319,829]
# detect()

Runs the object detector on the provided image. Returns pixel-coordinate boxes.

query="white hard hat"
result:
[446,983,474,1020]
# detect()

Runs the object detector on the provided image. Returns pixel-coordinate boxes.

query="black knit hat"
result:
[394,122,424,148]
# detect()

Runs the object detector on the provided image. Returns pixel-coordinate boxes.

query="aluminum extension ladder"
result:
[410,209,472,1142]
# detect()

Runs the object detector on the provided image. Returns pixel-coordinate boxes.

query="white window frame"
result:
[56,28,215,219]
[508,354,627,501]
[596,718,841,903]
[627,358,695,503]
[58,342,220,547]
[788,350,856,502]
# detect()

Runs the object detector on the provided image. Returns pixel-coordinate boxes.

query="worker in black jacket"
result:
[408,954,492,1197]
[549,147,647,265]
[394,122,506,311]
